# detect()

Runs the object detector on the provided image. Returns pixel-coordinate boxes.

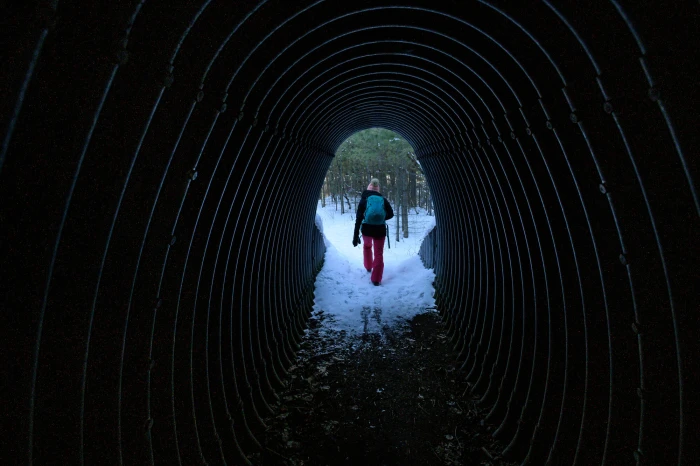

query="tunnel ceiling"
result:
[1,1,698,465]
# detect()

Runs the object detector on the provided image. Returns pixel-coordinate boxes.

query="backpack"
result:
[363,195,386,225]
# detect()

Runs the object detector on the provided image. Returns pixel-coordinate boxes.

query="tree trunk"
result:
[402,169,409,238]
[409,168,416,207]
[339,163,344,214]
[395,167,400,242]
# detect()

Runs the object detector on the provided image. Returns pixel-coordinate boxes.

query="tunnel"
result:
[1,1,698,464]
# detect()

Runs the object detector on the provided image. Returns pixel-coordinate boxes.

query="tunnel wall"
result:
[1,1,697,465]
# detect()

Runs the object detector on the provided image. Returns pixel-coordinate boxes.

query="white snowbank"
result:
[312,199,436,336]
[314,213,323,233]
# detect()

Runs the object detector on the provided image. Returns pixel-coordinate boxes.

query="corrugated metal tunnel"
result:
[2,1,698,464]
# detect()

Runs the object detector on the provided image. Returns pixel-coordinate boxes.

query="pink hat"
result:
[367,178,380,192]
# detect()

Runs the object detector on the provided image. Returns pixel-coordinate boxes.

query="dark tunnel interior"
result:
[1,1,698,464]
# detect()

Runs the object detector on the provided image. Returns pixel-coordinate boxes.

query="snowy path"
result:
[313,200,437,336]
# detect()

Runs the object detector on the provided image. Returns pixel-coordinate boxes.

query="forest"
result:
[321,128,433,241]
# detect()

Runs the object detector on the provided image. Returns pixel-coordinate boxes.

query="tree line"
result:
[321,128,433,241]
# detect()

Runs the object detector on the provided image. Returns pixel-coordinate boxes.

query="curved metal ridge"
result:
[1,2,697,465]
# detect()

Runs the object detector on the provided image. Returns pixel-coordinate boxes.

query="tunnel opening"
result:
[322,127,432,245]
[1,1,697,465]
[313,124,437,331]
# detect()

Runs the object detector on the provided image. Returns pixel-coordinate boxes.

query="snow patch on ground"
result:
[313,199,436,336]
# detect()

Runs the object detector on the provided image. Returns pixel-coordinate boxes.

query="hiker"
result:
[352,178,394,285]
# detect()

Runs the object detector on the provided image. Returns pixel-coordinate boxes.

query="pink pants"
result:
[363,235,385,283]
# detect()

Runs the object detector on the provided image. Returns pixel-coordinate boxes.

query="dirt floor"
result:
[249,309,518,465]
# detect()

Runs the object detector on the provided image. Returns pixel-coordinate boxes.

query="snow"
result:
[312,198,436,336]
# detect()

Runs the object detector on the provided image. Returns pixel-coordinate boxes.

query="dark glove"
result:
[352,234,360,247]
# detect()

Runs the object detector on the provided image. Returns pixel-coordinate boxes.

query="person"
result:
[352,178,394,285]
